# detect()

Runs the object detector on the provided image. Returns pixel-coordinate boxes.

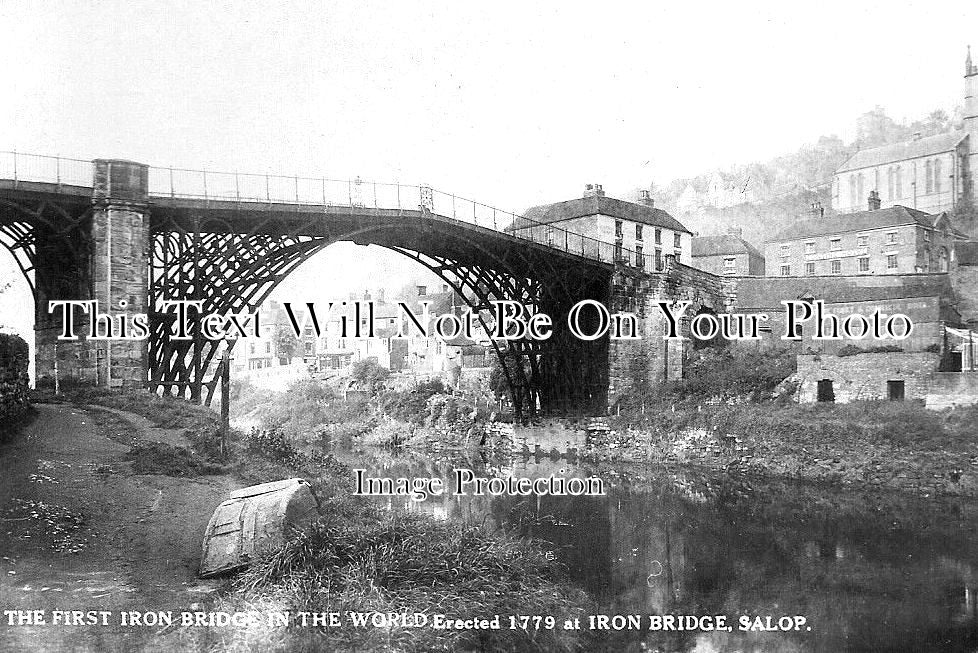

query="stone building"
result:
[765,202,959,277]
[731,273,958,355]
[952,240,978,329]
[691,229,765,276]
[511,185,692,270]
[831,48,978,216]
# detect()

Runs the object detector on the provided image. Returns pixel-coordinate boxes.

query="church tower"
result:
[966,46,978,208]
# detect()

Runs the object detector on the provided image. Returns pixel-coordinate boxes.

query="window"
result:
[805,262,816,276]
[830,260,841,275]
[856,235,868,248]
[673,233,681,248]
[779,244,790,258]
[635,224,643,240]
[654,249,663,271]
[614,220,622,237]
[655,228,662,245]
[886,232,897,245]
[804,242,815,255]
[830,238,842,251]
[887,380,905,401]
[614,241,623,261]
[935,159,942,193]
[249,343,256,355]
[858,257,870,272]
[636,245,644,269]
[723,257,736,274]
[817,379,835,403]
[887,254,898,269]
[780,264,791,276]
[925,160,933,194]
[417,285,427,296]
[265,341,272,354]
[304,342,313,354]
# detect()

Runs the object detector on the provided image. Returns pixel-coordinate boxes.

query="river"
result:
[331,442,978,653]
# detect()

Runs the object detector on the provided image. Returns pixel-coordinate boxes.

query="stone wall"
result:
[952,259,978,327]
[794,352,940,403]
[925,372,978,409]
[607,260,734,403]
[0,333,31,435]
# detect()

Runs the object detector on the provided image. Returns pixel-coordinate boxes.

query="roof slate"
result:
[836,132,967,173]
[692,234,763,258]
[734,274,952,310]
[768,206,939,242]
[511,195,692,234]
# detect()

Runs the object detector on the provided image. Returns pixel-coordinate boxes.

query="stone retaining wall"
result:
[0,333,31,435]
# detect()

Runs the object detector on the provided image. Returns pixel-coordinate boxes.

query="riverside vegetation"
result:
[602,347,978,497]
[40,379,589,653]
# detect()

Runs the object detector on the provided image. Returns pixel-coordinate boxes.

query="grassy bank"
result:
[601,399,978,496]
[208,504,590,652]
[54,387,592,652]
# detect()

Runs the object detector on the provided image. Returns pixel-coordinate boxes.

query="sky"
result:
[2,0,977,344]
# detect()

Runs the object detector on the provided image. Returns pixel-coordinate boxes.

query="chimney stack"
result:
[868,190,881,211]
[638,189,655,207]
[810,201,824,218]
[583,183,605,198]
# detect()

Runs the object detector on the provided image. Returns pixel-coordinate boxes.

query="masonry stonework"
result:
[794,352,940,403]
[91,160,151,387]
[34,160,150,388]
[606,259,734,405]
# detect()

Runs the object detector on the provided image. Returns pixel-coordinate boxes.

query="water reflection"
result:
[332,446,978,652]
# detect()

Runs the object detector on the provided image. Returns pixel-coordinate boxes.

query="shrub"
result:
[244,428,305,468]
[671,347,797,402]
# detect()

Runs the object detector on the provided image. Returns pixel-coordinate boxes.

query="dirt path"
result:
[0,404,241,652]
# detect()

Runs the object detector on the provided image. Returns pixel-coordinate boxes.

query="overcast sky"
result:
[2,0,977,342]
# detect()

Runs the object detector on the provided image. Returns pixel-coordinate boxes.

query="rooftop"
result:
[836,131,967,173]
[768,205,940,242]
[734,274,952,310]
[692,233,763,259]
[511,194,691,234]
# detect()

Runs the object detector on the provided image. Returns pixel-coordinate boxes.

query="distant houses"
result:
[690,229,765,276]
[764,200,962,277]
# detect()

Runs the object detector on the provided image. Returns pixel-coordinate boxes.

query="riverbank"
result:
[588,400,978,498]
[22,388,593,652]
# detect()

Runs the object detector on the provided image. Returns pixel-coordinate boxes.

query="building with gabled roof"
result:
[765,201,962,277]
[831,48,978,216]
[509,185,692,270]
[691,229,765,276]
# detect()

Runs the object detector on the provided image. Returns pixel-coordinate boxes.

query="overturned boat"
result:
[199,478,322,578]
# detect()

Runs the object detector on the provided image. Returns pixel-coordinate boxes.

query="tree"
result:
[350,358,390,393]
[275,323,299,361]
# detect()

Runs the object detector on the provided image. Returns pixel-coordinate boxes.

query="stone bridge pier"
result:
[34,159,150,388]
[606,259,735,406]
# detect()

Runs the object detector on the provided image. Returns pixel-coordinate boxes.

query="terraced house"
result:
[765,198,961,277]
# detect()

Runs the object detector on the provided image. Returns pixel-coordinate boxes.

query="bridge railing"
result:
[0,151,93,188]
[0,151,674,269]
